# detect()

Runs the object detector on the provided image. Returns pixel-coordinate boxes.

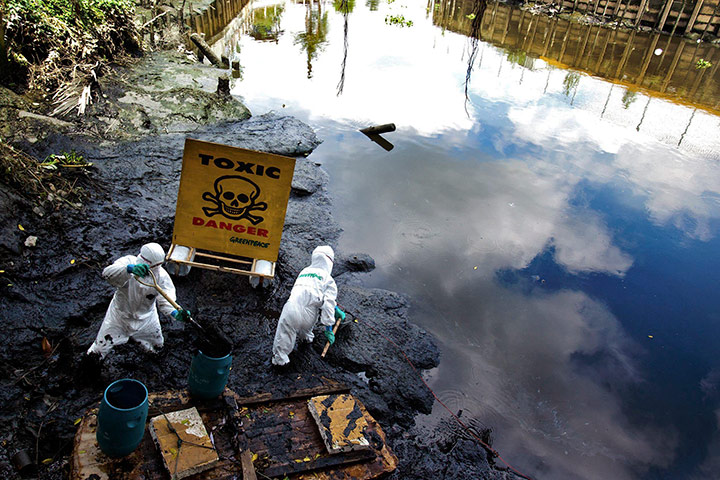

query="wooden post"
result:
[661,40,685,92]
[190,33,227,67]
[686,0,705,32]
[594,28,612,72]
[637,34,660,84]
[613,0,624,17]
[700,2,719,37]
[657,0,675,30]
[635,0,650,26]
[670,0,687,35]
[615,30,636,77]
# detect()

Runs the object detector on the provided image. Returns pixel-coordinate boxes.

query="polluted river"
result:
[1,0,720,479]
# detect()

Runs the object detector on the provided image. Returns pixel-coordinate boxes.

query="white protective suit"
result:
[272,246,338,366]
[87,243,176,357]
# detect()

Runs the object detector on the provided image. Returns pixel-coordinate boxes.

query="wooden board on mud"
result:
[70,380,397,480]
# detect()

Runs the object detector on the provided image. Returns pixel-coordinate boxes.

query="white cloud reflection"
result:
[220,2,720,478]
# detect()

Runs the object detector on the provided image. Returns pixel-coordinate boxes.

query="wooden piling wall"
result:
[187,0,251,41]
[541,0,719,35]
[435,0,720,114]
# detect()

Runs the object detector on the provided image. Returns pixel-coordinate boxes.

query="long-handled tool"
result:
[135,269,206,332]
[134,270,232,357]
[321,316,342,358]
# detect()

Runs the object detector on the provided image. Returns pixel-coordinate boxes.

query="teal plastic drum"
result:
[188,351,232,399]
[96,378,148,458]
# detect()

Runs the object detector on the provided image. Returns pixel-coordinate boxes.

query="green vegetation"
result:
[562,72,580,97]
[696,59,712,69]
[385,14,413,27]
[621,89,638,109]
[0,139,88,208]
[250,4,285,42]
[2,0,140,92]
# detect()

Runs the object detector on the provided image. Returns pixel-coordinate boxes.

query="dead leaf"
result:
[74,418,82,425]
[41,458,53,465]
[42,337,52,356]
[18,224,25,231]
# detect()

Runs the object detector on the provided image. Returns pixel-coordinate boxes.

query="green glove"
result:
[171,309,191,322]
[126,263,150,277]
[324,329,335,345]
[334,306,346,321]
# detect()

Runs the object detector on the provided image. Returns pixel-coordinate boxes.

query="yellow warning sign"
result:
[173,139,295,262]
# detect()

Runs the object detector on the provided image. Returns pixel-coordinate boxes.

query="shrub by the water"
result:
[2,0,140,92]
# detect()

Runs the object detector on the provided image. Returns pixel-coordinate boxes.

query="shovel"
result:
[134,269,232,357]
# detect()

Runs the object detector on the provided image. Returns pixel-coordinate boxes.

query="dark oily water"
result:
[210,1,720,478]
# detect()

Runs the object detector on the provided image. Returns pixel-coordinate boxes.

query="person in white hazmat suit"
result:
[272,245,346,366]
[87,243,191,357]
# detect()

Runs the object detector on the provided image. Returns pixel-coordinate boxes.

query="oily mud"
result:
[0,65,520,480]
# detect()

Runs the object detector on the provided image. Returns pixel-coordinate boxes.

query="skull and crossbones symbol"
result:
[202,175,268,225]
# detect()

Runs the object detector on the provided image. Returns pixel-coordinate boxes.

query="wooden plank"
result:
[260,450,377,479]
[149,408,219,479]
[308,394,371,454]
[231,381,350,407]
[240,450,257,480]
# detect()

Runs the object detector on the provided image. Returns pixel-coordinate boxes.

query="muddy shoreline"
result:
[0,51,522,479]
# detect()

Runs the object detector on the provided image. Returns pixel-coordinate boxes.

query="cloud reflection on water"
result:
[223,1,720,478]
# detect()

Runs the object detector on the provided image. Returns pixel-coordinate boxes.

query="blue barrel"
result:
[96,379,148,458]
[188,351,232,399]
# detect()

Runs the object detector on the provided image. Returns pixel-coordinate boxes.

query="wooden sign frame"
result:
[165,243,276,279]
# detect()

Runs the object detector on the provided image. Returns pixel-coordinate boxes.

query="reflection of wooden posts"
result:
[685,0,704,33]
[699,49,720,97]
[661,40,685,92]
[635,0,650,26]
[594,28,612,72]
[656,0,674,30]
[501,5,512,44]
[488,1,499,40]
[615,30,636,78]
[542,18,558,57]
[671,0,687,35]
[700,3,719,37]
[586,29,601,70]
[686,0,705,32]
[613,0,624,17]
[558,21,573,64]
[637,34,660,84]
[574,26,593,67]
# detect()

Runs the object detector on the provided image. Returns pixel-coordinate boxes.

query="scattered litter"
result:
[25,236,38,247]
[648,335,654,339]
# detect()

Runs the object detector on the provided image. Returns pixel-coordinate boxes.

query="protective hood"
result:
[310,246,334,274]
[138,243,165,267]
